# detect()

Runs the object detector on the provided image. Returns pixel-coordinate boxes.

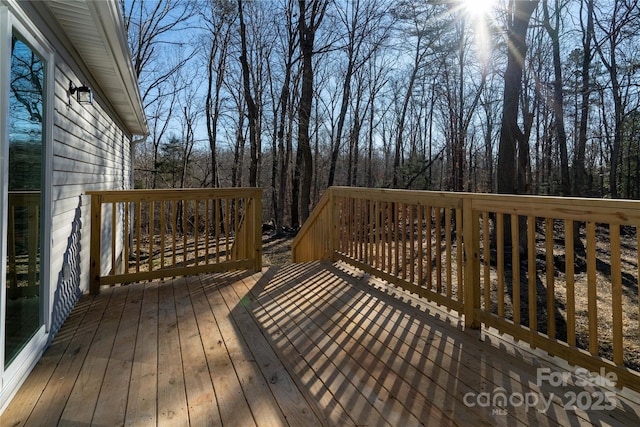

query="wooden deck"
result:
[2,261,639,426]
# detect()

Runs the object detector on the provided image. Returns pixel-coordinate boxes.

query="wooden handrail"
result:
[293,186,640,392]
[88,188,262,294]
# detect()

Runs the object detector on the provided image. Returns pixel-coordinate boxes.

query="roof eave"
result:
[43,0,148,136]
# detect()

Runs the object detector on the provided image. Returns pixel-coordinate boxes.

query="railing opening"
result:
[292,186,640,392]
[88,188,262,294]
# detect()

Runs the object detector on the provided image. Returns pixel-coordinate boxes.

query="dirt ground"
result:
[261,231,294,267]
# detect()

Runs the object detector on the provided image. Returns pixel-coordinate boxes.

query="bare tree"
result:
[542,0,571,196]
[593,0,640,198]
[202,0,235,189]
[148,82,178,188]
[120,0,197,101]
[237,0,261,187]
[296,0,328,224]
[496,0,539,195]
[267,0,298,232]
[121,0,197,190]
[326,0,392,187]
[573,0,595,197]
[437,3,489,192]
[390,2,446,188]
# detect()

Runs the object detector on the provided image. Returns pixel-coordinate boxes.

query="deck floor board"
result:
[156,279,188,426]
[186,276,257,427]
[2,261,639,426]
[202,274,292,427]
[126,281,160,426]
[215,273,323,426]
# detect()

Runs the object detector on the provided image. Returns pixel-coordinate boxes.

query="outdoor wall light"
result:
[69,81,92,104]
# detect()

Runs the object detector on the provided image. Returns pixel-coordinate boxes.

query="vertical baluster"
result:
[124,201,130,274]
[136,200,142,273]
[205,199,210,264]
[351,198,356,259]
[527,216,536,331]
[149,200,155,273]
[545,218,555,338]
[401,203,407,280]
[586,221,598,356]
[610,224,623,365]
[341,198,347,255]
[362,198,367,263]
[456,207,463,302]
[346,198,352,258]
[565,219,575,348]
[172,200,177,268]
[435,207,442,293]
[369,199,374,265]
[511,214,520,325]
[418,204,423,287]
[215,198,220,263]
[357,198,362,261]
[380,201,386,271]
[225,198,231,261]
[374,200,379,269]
[388,201,393,273]
[394,202,400,276]
[482,211,490,311]
[183,198,188,265]
[426,205,432,290]
[496,213,504,317]
[111,202,117,274]
[89,194,102,294]
[194,199,199,265]
[234,197,240,260]
[160,200,165,269]
[445,209,452,296]
[356,199,364,261]
[410,204,415,284]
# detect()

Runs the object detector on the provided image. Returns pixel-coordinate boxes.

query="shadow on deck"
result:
[2,261,639,426]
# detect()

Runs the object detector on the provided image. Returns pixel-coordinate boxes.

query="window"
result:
[0,3,52,396]
[4,33,46,367]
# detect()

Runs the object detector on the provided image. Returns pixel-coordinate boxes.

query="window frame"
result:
[0,0,54,394]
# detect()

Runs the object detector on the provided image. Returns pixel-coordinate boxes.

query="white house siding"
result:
[48,61,133,336]
[1,0,145,413]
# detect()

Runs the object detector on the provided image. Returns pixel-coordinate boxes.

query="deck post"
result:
[329,187,337,261]
[462,197,481,329]
[89,193,102,295]
[253,190,263,271]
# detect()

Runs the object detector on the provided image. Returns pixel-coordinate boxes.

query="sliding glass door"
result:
[4,33,45,368]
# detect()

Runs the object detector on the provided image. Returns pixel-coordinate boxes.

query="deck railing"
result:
[88,188,262,294]
[292,186,640,391]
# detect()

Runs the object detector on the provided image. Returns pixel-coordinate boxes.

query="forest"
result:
[120,0,640,231]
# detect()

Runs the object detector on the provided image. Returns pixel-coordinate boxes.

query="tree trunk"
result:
[297,0,327,223]
[496,0,538,251]
[496,0,538,195]
[237,0,260,187]
[543,0,570,196]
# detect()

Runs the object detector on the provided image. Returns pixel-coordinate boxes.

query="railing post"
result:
[253,190,262,271]
[89,193,102,295]
[328,188,337,261]
[463,197,481,329]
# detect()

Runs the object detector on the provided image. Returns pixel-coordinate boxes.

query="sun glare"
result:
[462,0,496,16]
[459,0,497,64]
